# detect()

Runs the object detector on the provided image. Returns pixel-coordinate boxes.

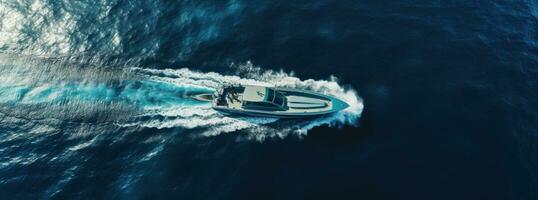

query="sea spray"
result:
[133,62,363,140]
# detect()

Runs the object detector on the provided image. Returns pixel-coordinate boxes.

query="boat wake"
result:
[0,57,363,140]
[129,62,364,140]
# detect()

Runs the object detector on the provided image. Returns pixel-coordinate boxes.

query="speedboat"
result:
[194,85,349,118]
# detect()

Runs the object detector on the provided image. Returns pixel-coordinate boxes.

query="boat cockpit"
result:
[215,85,288,111]
[215,85,244,106]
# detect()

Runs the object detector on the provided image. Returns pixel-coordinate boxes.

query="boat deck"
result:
[217,94,333,114]
[211,85,349,117]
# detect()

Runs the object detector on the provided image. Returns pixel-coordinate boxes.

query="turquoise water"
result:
[0,79,211,108]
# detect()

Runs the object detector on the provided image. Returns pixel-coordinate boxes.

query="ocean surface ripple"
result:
[0,0,537,199]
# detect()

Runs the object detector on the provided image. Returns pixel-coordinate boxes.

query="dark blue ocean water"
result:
[0,0,537,199]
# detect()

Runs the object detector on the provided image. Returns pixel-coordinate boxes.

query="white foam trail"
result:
[131,67,272,88]
[129,62,364,141]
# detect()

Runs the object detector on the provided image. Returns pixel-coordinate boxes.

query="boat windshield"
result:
[266,89,275,102]
[274,95,283,106]
[265,89,286,106]
[273,92,286,106]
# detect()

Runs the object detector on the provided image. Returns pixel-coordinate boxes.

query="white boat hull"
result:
[212,87,349,118]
